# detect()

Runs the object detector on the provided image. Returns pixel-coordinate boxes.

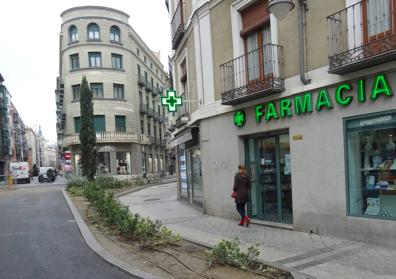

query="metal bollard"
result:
[7,174,13,190]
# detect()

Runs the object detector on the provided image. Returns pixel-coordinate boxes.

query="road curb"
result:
[115,179,176,198]
[62,189,160,279]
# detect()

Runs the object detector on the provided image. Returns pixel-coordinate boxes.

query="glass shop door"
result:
[246,133,293,224]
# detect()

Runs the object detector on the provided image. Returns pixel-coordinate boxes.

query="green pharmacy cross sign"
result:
[161,90,182,112]
[234,110,246,127]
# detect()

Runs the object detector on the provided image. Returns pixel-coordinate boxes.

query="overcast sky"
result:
[0,0,171,143]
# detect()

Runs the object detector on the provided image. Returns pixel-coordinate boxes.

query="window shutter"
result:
[94,115,106,132]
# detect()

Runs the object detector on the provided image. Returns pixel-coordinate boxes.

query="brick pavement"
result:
[119,182,396,279]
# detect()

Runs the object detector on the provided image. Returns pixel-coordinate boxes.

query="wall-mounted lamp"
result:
[267,0,295,21]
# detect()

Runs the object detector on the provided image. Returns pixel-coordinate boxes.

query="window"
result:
[144,56,147,63]
[111,54,122,69]
[137,64,141,76]
[151,77,154,88]
[140,119,144,134]
[72,84,80,100]
[244,25,272,81]
[346,111,396,220]
[110,25,120,42]
[113,84,124,99]
[115,115,126,132]
[150,62,153,69]
[88,52,101,68]
[152,100,155,111]
[154,124,157,138]
[144,71,148,83]
[139,91,143,104]
[362,0,396,43]
[87,23,100,40]
[74,117,81,133]
[146,96,149,110]
[147,122,151,136]
[69,25,78,42]
[94,115,106,132]
[156,69,158,75]
[137,48,140,56]
[70,54,79,70]
[90,83,103,98]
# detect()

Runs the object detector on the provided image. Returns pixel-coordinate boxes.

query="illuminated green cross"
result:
[234,110,246,127]
[161,90,182,112]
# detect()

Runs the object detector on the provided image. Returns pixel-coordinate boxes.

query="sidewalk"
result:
[119,182,396,279]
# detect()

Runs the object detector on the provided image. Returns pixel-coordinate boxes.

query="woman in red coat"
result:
[233,165,251,226]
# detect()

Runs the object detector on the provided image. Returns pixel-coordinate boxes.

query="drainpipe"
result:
[297,0,310,85]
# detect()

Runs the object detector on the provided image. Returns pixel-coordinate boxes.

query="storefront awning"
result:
[169,131,192,148]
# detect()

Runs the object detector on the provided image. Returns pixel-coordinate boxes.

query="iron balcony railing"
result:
[138,75,145,86]
[147,108,154,118]
[149,136,155,145]
[154,111,160,121]
[171,0,185,49]
[152,87,162,96]
[175,99,189,127]
[327,0,396,74]
[220,43,284,105]
[159,115,168,123]
[146,81,153,92]
[139,104,148,114]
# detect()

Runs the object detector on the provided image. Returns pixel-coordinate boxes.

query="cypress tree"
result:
[79,76,97,181]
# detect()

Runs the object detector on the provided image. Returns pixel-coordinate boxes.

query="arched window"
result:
[87,23,100,40]
[69,25,78,42]
[110,25,120,42]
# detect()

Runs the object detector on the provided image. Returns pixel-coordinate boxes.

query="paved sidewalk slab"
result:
[119,182,396,279]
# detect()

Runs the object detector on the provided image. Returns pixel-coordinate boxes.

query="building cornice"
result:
[61,6,129,18]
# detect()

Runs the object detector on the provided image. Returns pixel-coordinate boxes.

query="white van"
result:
[10,162,31,184]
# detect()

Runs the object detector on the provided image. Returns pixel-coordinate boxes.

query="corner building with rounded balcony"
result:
[56,6,170,176]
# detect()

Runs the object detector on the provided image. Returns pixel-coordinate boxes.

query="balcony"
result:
[139,104,148,114]
[146,81,153,92]
[175,102,189,128]
[152,87,162,96]
[159,115,168,123]
[171,0,185,50]
[149,136,155,145]
[154,111,160,121]
[327,0,396,74]
[63,131,138,146]
[220,44,284,105]
[147,108,154,118]
[139,134,150,145]
[138,75,145,86]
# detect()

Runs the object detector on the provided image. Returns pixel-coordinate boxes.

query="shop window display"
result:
[116,152,131,174]
[347,112,396,219]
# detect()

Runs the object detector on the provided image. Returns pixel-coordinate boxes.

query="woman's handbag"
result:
[231,191,237,199]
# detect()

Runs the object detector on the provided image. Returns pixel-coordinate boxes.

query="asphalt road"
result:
[0,183,137,279]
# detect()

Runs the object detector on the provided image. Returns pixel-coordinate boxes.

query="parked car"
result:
[10,162,30,184]
[38,167,56,183]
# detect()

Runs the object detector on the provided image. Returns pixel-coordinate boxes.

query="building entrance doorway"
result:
[246,133,292,224]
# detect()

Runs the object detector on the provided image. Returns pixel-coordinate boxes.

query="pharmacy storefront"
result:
[200,72,396,245]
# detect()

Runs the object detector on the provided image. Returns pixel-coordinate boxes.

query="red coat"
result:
[233,173,251,203]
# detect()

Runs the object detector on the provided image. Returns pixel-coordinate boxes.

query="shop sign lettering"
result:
[98,145,115,152]
[234,73,393,127]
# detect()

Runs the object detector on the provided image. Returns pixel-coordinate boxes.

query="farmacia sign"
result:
[233,73,393,127]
